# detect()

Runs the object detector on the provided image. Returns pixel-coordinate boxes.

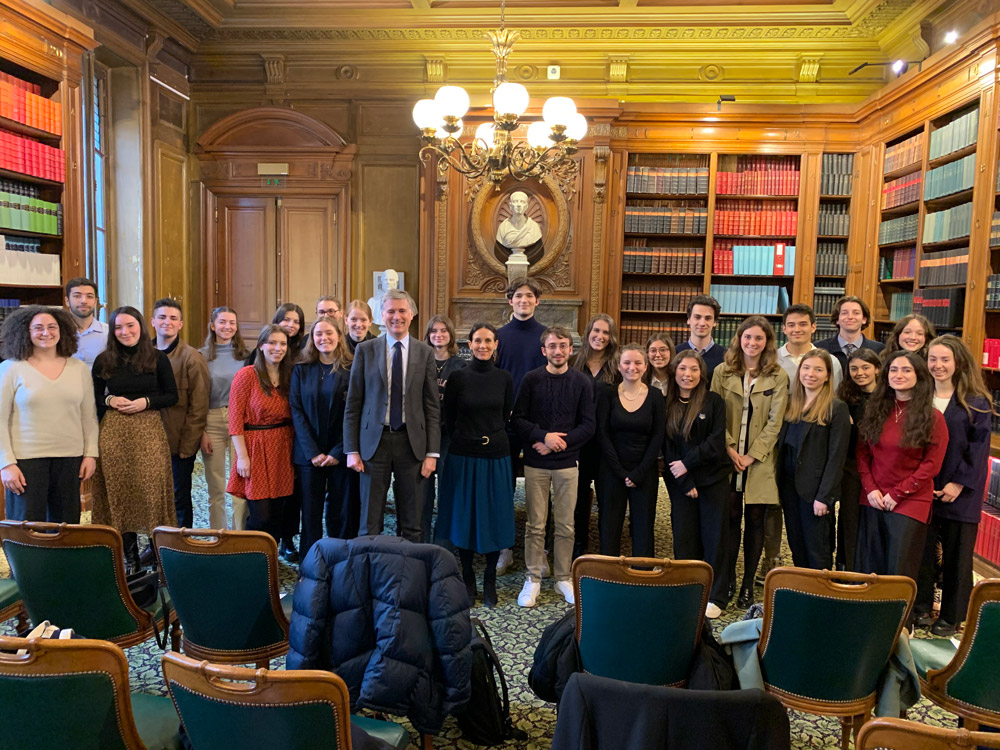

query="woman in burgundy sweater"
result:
[856,350,947,582]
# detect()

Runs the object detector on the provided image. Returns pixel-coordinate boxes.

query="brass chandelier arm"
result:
[419,142,491,180]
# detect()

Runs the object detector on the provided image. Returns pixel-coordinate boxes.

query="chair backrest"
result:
[573,555,712,686]
[152,527,288,660]
[924,578,1000,717]
[162,652,352,750]
[857,717,1000,749]
[758,567,915,708]
[0,521,149,642]
[0,635,147,750]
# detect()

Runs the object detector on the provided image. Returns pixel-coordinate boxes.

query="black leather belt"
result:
[244,420,291,431]
[383,424,408,433]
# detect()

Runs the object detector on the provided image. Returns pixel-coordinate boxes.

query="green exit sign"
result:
[262,177,284,188]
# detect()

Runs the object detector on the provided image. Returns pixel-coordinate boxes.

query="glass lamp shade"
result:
[434,85,470,118]
[565,112,588,141]
[542,96,577,127]
[526,121,553,149]
[436,119,463,139]
[412,99,441,130]
[475,122,496,148]
[493,82,529,117]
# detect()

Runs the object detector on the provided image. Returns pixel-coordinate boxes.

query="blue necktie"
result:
[390,341,403,430]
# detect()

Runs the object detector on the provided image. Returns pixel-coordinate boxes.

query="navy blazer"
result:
[661,390,730,493]
[777,398,851,508]
[289,361,351,466]
[933,394,992,524]
[814,335,884,373]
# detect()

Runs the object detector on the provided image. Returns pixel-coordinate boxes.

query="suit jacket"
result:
[289,361,351,466]
[814,334,884,373]
[160,338,210,458]
[344,335,441,462]
[933,394,992,524]
[777,398,851,508]
[661,390,730,494]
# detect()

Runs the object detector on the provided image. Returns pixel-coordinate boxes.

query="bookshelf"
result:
[816,153,855,341]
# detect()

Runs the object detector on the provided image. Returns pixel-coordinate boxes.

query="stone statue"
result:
[368,268,399,335]
[495,191,544,284]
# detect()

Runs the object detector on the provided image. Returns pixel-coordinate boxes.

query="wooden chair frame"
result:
[919,579,1000,730]
[152,527,290,667]
[0,521,180,650]
[758,567,916,750]
[857,717,1000,749]
[0,635,149,750]
[572,555,712,685]
[0,582,28,634]
[162,652,356,749]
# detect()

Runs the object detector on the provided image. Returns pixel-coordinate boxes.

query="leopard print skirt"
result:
[91,410,176,534]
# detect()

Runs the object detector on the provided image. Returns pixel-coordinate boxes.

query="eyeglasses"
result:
[317,308,339,316]
[30,325,60,334]
[544,342,571,351]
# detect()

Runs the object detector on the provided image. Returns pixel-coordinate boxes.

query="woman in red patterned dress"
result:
[227,324,295,541]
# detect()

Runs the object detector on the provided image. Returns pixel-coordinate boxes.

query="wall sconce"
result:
[717,94,736,112]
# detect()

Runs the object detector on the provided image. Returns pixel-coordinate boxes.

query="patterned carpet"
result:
[1,458,968,749]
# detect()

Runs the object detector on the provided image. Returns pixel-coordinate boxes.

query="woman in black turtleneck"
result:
[436,323,515,608]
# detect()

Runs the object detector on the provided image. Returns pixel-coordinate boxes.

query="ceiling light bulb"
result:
[434,85,470,119]
[493,82,530,118]
[565,112,588,141]
[944,30,958,44]
[542,96,577,127]
[436,119,462,139]
[526,121,552,149]
[475,122,496,148]
[412,99,441,130]
[891,60,905,74]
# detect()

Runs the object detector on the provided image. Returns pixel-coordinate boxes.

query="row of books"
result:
[820,153,854,196]
[621,283,702,313]
[886,291,914,320]
[985,457,1000,510]
[716,156,800,196]
[709,284,790,316]
[0,129,65,182]
[711,243,796,276]
[816,242,849,276]
[923,153,976,201]
[0,190,62,235]
[0,177,43,198]
[812,284,846,317]
[923,202,972,245]
[912,287,964,328]
[712,200,797,236]
[0,235,43,253]
[928,107,979,161]
[625,166,709,196]
[984,343,1000,369]
[817,204,850,236]
[918,247,968,287]
[622,242,704,274]
[879,247,916,280]
[0,81,61,136]
[882,172,922,210]
[993,211,1000,248]
[0,72,41,95]
[714,316,788,349]
[986,274,1000,310]
[884,132,923,175]
[975,505,1000,567]
[878,213,919,245]
[619,321,689,347]
[0,298,20,325]
[624,202,708,235]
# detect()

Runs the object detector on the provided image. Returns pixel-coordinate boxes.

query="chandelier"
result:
[411,0,587,191]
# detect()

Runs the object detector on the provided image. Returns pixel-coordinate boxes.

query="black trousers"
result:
[298,462,358,559]
[726,492,768,592]
[422,440,450,544]
[574,440,601,558]
[836,471,862,571]
[856,505,927,581]
[597,465,658,558]
[915,515,978,624]
[360,427,424,542]
[247,496,291,542]
[171,453,197,528]
[4,456,82,523]
[779,474,832,570]
[668,476,730,607]
[279,475,302,546]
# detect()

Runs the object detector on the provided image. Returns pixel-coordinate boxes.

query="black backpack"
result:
[457,618,526,746]
[528,610,580,704]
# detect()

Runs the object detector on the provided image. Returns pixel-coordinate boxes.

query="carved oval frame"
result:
[470,174,570,278]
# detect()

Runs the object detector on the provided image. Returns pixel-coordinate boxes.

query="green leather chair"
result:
[152,527,290,668]
[0,635,181,750]
[857,717,1000,750]
[909,578,1000,732]
[572,555,712,687]
[0,521,179,650]
[758,567,916,750]
[0,577,27,633]
[162,652,410,750]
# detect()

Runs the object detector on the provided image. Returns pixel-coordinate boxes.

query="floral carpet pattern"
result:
[1,458,969,749]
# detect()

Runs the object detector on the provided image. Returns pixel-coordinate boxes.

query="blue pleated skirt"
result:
[437,453,515,553]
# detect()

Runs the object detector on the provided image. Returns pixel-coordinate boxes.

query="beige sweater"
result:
[0,358,99,468]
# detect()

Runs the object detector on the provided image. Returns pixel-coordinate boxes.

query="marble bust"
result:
[367,268,399,334]
[495,191,543,252]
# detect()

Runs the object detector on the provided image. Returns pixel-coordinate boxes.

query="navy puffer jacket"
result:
[287,535,472,734]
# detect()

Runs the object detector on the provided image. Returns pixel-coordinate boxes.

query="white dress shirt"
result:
[384,334,410,425]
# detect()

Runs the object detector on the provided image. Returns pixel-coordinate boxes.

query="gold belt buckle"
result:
[481,435,490,446]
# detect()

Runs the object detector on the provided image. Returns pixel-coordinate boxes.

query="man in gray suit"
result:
[345,289,441,541]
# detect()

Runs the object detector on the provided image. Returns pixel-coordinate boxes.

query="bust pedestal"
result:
[505,251,529,285]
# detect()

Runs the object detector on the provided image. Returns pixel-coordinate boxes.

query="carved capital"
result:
[797,53,823,83]
[608,56,629,84]
[593,145,610,205]
[262,54,286,84]
[425,57,445,83]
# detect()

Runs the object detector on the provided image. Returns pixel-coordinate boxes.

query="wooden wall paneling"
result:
[152,140,190,322]
[797,150,823,307]
[705,151,719,297]
[214,194,276,336]
[603,148,629,322]
[965,84,997,350]
[845,145,872,302]
[278,196,338,316]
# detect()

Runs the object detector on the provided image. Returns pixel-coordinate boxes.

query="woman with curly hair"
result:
[91,306,178,571]
[0,306,99,523]
[570,313,620,558]
[881,314,936,360]
[857,350,947,581]
[710,315,788,608]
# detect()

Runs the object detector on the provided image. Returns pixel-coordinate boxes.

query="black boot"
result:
[279,539,299,563]
[483,551,499,608]
[459,548,477,604]
[737,583,754,609]
[122,532,140,574]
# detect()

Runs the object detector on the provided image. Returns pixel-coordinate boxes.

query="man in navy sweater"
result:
[512,326,595,607]
[675,295,726,381]
[814,295,885,372]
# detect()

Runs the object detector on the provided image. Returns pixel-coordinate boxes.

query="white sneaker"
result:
[518,580,541,608]
[554,580,575,605]
[496,548,513,575]
[705,602,723,620]
[541,552,551,579]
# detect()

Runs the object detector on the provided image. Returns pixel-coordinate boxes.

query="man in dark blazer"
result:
[345,289,441,542]
[814,295,884,372]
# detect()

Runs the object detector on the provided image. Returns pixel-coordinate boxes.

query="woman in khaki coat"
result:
[710,315,788,609]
